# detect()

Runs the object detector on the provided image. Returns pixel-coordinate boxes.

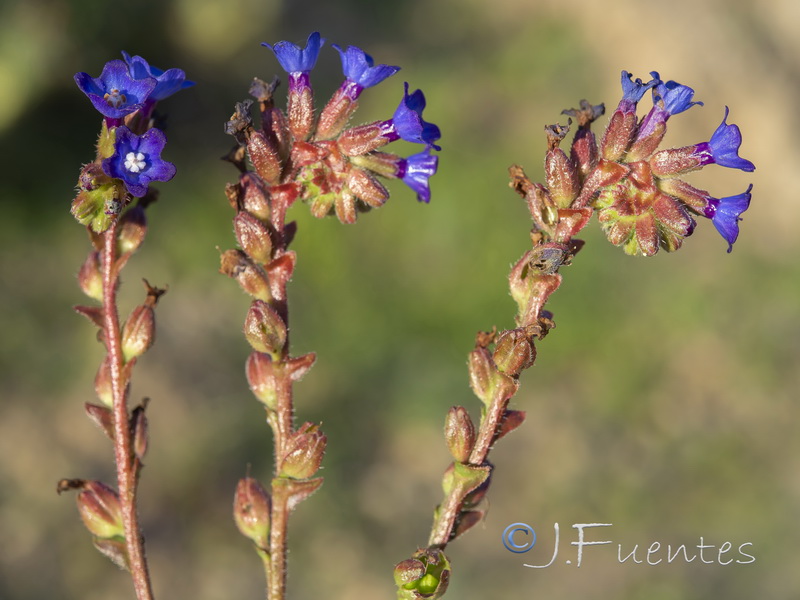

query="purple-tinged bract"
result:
[398,148,438,203]
[710,185,753,252]
[102,126,176,197]
[332,44,400,90]
[262,32,325,74]
[121,52,194,101]
[75,60,156,119]
[391,83,442,150]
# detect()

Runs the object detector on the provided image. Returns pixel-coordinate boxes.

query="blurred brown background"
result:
[1,0,797,598]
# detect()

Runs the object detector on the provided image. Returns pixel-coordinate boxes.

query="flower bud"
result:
[240,172,272,221]
[76,481,124,539]
[444,406,476,463]
[121,304,155,362]
[78,251,103,303]
[117,205,147,255]
[395,548,450,600]
[246,129,283,186]
[94,357,113,408]
[78,162,109,191]
[234,211,273,264]
[347,168,389,208]
[492,329,536,377]
[219,249,272,302]
[246,351,277,409]
[468,347,496,405]
[244,299,287,357]
[279,422,327,479]
[233,477,271,550]
[544,123,580,208]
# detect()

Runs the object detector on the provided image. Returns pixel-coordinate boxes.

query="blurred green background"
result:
[1,0,797,598]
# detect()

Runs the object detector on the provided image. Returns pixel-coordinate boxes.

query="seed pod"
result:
[233,477,271,550]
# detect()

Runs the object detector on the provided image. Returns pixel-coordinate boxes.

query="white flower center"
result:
[124,152,147,173]
[104,88,127,108]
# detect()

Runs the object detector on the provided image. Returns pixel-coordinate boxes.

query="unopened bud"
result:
[444,406,476,463]
[395,548,450,599]
[492,329,536,377]
[337,122,386,156]
[95,357,113,408]
[233,477,271,549]
[244,299,286,357]
[76,480,124,539]
[116,205,147,255]
[246,351,277,409]
[347,168,389,208]
[78,162,109,191]
[121,304,155,362]
[246,129,283,186]
[279,422,327,479]
[78,251,103,302]
[468,347,496,404]
[234,211,273,264]
[219,249,272,302]
[545,147,580,209]
[240,172,272,221]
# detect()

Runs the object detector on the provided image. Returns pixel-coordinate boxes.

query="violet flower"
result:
[636,74,702,140]
[708,185,753,252]
[102,126,176,197]
[332,44,400,100]
[689,107,756,172]
[75,60,156,119]
[121,52,194,101]
[617,70,658,113]
[379,83,442,150]
[262,32,325,92]
[397,148,439,203]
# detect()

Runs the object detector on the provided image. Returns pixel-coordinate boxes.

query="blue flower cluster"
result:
[75,54,193,198]
[587,71,755,254]
[261,32,440,206]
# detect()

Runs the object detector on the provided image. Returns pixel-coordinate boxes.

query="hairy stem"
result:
[102,223,154,600]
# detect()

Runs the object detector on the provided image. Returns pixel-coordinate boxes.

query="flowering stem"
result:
[102,222,155,600]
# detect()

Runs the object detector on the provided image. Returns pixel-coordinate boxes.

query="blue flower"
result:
[651,73,702,116]
[332,44,399,91]
[262,32,325,75]
[75,60,156,119]
[617,70,658,111]
[102,126,176,197]
[398,148,438,203]
[709,185,753,253]
[388,83,442,149]
[705,107,756,172]
[121,52,194,101]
